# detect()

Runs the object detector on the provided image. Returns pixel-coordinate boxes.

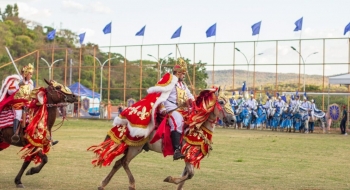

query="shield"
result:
[328,103,340,121]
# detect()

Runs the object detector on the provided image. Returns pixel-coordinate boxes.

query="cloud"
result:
[16,2,51,20]
[89,2,111,14]
[60,1,110,14]
[62,0,85,13]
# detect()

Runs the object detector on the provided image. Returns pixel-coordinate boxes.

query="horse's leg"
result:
[98,156,125,190]
[26,152,47,175]
[121,146,143,190]
[176,167,188,190]
[164,162,194,185]
[14,160,31,188]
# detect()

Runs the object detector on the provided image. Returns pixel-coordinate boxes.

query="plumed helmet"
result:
[22,63,34,76]
[173,57,187,73]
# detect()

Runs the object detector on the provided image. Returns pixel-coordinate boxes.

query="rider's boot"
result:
[11,119,20,143]
[171,131,185,160]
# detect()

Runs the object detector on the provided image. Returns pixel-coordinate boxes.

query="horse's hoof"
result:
[25,169,32,175]
[97,187,104,190]
[163,176,172,183]
[16,184,25,188]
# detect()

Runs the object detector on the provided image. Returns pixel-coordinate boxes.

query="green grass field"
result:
[1,119,350,190]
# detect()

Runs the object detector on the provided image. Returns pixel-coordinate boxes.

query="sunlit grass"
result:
[1,119,350,190]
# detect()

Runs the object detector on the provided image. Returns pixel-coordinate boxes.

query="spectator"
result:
[118,106,123,116]
[73,102,78,117]
[340,105,347,135]
[325,111,332,133]
[100,102,105,119]
[107,100,112,120]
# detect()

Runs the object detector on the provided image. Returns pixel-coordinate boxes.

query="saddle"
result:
[0,105,30,131]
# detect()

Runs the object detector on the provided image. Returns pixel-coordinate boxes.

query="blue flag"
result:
[206,23,216,38]
[47,29,56,40]
[294,17,303,31]
[171,26,182,39]
[251,21,261,36]
[241,81,246,92]
[135,25,146,36]
[304,91,307,99]
[103,22,112,34]
[344,22,350,35]
[79,32,86,44]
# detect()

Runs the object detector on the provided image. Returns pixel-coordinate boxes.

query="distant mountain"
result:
[206,69,329,91]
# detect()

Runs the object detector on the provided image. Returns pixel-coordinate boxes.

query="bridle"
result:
[46,85,73,131]
[46,85,71,106]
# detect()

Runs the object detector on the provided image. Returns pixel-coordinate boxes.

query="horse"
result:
[0,79,77,188]
[280,105,293,132]
[252,104,267,130]
[270,106,282,131]
[87,87,235,190]
[308,109,326,133]
[219,96,237,128]
[238,105,252,129]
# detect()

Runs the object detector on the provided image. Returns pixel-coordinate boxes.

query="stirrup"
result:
[173,149,185,160]
[11,134,20,143]
[52,141,59,146]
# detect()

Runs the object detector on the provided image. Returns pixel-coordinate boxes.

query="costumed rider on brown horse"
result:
[110,57,194,160]
[0,63,59,145]
[1,63,34,143]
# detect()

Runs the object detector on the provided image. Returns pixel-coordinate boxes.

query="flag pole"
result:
[213,35,216,87]
[107,24,112,104]
[256,34,260,48]
[176,44,195,95]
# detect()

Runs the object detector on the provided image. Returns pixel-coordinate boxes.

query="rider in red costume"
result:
[112,58,194,160]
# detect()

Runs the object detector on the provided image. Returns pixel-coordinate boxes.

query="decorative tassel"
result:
[88,139,128,167]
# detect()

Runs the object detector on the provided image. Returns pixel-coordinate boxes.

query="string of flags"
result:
[46,18,350,45]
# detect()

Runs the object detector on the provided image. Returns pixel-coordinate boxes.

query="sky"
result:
[1,0,350,75]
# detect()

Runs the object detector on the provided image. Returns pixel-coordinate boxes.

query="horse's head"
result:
[187,87,235,129]
[44,79,78,104]
[217,88,236,125]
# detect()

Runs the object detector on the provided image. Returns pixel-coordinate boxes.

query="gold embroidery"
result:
[128,106,140,115]
[117,125,127,137]
[176,85,188,108]
[137,106,150,120]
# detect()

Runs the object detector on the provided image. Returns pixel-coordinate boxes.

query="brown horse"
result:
[88,87,235,190]
[0,79,77,188]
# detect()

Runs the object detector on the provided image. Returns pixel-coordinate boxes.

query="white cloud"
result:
[62,0,85,13]
[16,2,51,21]
[89,2,111,14]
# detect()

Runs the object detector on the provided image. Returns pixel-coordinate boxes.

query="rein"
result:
[46,102,70,107]
[51,117,66,132]
[46,85,72,132]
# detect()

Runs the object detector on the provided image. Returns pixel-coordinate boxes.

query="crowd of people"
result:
[223,90,347,135]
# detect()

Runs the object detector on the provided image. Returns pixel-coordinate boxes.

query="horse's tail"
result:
[87,139,128,167]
